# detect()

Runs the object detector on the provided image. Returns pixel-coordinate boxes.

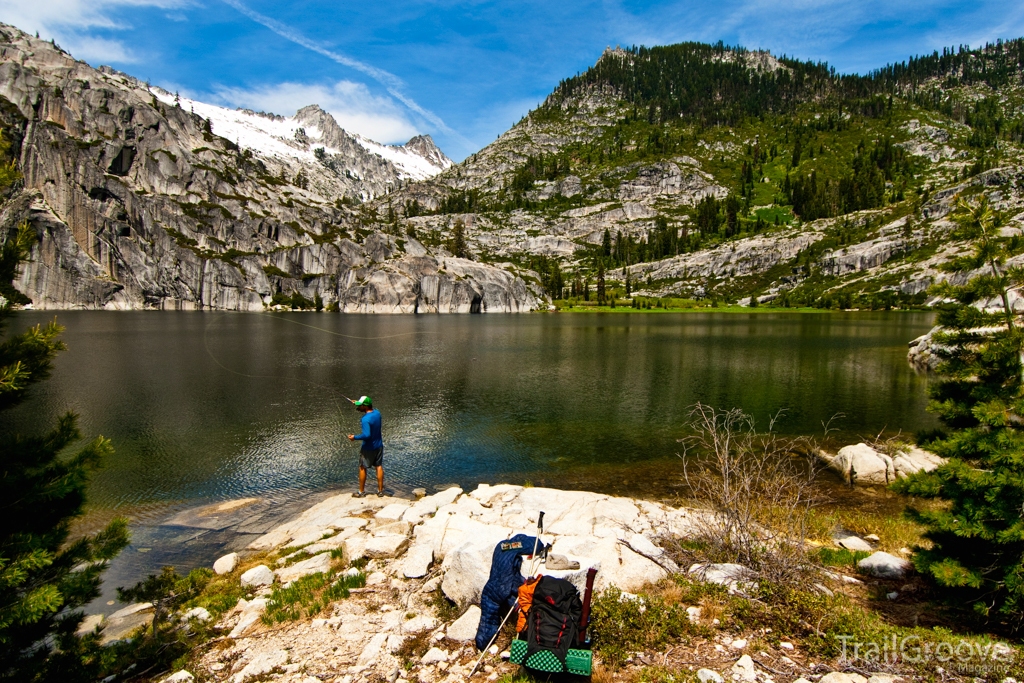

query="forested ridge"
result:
[544,39,1024,138]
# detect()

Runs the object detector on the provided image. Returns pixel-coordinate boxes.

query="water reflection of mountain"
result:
[9,311,935,517]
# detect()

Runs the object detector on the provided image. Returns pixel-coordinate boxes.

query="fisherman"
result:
[347,396,384,497]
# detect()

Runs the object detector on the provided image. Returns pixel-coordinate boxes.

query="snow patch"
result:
[152,89,449,180]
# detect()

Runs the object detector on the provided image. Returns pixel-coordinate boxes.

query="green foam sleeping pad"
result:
[509,638,592,675]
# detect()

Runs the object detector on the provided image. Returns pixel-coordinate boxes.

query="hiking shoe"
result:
[377,490,385,497]
[353,491,365,498]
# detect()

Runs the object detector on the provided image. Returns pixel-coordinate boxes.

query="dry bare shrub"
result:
[672,403,826,586]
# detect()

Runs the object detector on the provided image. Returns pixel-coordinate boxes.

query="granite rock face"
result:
[0,25,540,312]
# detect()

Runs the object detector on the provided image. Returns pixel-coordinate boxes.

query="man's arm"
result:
[349,413,371,442]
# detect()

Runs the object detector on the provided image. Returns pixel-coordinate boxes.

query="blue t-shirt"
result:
[353,409,383,451]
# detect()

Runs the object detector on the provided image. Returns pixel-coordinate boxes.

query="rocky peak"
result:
[294,104,347,147]
[404,134,452,170]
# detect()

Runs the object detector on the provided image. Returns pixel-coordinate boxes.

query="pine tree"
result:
[596,260,606,303]
[449,219,468,258]
[894,196,1024,632]
[0,223,130,680]
[602,229,611,258]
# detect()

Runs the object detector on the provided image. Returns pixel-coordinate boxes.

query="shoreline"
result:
[96,482,1020,683]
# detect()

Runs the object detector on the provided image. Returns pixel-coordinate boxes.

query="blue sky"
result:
[3,0,1023,160]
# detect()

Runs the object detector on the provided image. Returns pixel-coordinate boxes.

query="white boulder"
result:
[730,654,757,682]
[825,443,893,485]
[357,632,390,667]
[550,535,664,592]
[366,534,410,559]
[858,551,912,579]
[819,674,867,683]
[161,672,195,683]
[213,552,239,575]
[343,534,369,562]
[228,598,267,638]
[240,565,274,588]
[446,605,481,642]
[688,563,756,593]
[229,649,288,683]
[400,539,435,578]
[274,553,332,583]
[442,540,497,606]
[402,615,439,633]
[836,535,873,552]
[376,502,412,521]
[421,647,449,665]
[182,607,211,622]
[893,447,945,478]
[698,670,724,683]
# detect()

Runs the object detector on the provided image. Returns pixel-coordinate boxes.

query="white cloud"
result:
[211,80,421,144]
[218,0,472,149]
[0,0,187,64]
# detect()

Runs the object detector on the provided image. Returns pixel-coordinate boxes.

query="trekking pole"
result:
[467,604,517,678]
[467,511,545,679]
[527,511,545,575]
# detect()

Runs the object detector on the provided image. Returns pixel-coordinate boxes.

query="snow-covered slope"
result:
[152,89,451,183]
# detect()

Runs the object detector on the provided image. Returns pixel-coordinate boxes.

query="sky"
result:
[2,0,1023,161]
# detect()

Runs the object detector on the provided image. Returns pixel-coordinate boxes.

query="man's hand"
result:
[347,434,355,440]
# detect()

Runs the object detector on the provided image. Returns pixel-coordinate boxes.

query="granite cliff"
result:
[0,26,539,312]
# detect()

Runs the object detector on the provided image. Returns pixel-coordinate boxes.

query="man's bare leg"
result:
[359,466,367,494]
[375,466,384,494]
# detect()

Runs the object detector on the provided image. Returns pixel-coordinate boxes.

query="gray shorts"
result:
[360,447,384,469]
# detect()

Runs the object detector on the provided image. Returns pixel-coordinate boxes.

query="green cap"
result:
[354,395,372,407]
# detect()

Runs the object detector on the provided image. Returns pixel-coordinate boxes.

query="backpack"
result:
[516,575,583,673]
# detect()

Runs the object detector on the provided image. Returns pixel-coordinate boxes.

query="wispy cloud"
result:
[211,80,422,144]
[0,0,188,63]
[218,0,470,147]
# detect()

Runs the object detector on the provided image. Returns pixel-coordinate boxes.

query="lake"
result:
[6,310,936,599]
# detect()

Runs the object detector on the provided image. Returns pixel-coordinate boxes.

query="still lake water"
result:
[10,310,937,521]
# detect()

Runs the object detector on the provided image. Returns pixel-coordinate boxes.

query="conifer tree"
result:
[0,223,130,680]
[449,219,468,259]
[895,196,1024,632]
[596,259,606,303]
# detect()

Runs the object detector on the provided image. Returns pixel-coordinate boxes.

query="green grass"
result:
[261,570,365,625]
[816,547,872,567]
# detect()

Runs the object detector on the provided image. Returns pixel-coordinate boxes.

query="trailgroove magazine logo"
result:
[836,635,1016,675]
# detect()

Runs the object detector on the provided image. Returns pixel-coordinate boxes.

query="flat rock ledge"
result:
[137,484,938,683]
[178,484,700,683]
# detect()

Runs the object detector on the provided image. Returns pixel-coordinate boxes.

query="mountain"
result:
[387,41,1024,308]
[0,25,536,312]
[2,24,1024,313]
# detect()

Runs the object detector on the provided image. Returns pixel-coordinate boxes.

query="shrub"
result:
[672,404,824,586]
